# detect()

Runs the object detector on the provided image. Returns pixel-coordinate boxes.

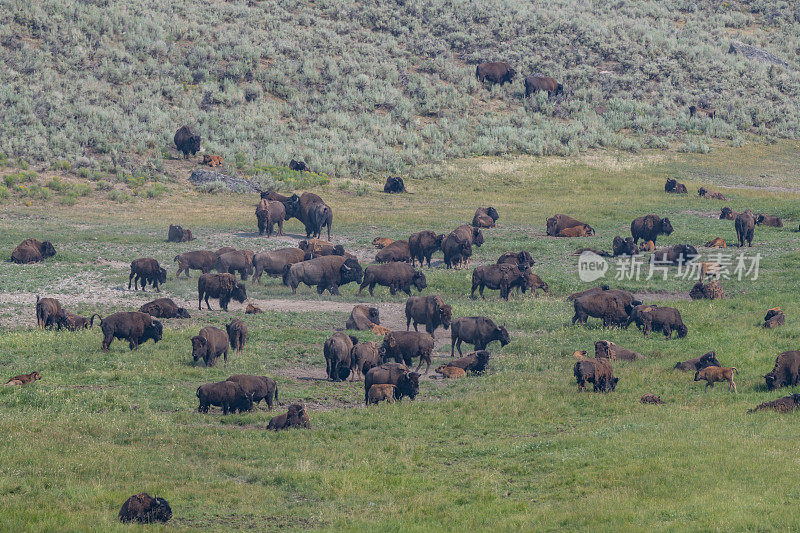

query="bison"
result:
[471,264,533,300]
[174,250,217,279]
[245,303,263,314]
[226,318,247,353]
[359,262,426,296]
[283,255,362,295]
[524,74,563,97]
[350,341,381,380]
[252,248,306,283]
[405,295,452,335]
[695,366,738,392]
[367,384,397,404]
[298,239,344,259]
[630,214,673,244]
[442,350,491,374]
[118,493,172,524]
[409,230,443,268]
[472,207,499,228]
[191,326,229,366]
[384,176,406,193]
[594,340,643,361]
[375,240,412,263]
[572,289,639,328]
[689,105,716,119]
[346,305,381,331]
[442,225,483,269]
[497,250,534,268]
[202,154,223,167]
[373,237,394,249]
[129,258,167,292]
[641,393,664,405]
[11,238,56,263]
[215,250,253,281]
[364,362,420,403]
[689,280,725,300]
[255,199,286,237]
[675,351,721,372]
[380,331,434,373]
[174,125,201,159]
[198,273,247,311]
[283,192,332,240]
[57,312,94,331]
[612,236,639,257]
[735,209,755,247]
[226,374,277,410]
[698,187,726,200]
[436,366,466,379]
[289,159,308,171]
[167,225,194,242]
[35,296,65,329]
[764,308,785,328]
[756,214,783,228]
[557,224,594,237]
[650,244,699,266]
[196,380,252,414]
[139,298,191,319]
[627,304,688,339]
[546,215,591,237]
[267,403,310,430]
[450,316,509,357]
[94,311,162,351]
[574,358,617,392]
[665,178,688,194]
[764,351,800,390]
[704,238,726,248]
[324,332,358,381]
[748,394,800,414]
[476,61,516,85]
[720,207,737,220]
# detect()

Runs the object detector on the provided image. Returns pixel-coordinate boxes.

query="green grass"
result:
[2,144,800,530]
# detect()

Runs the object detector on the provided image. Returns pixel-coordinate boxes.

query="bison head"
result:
[439,304,452,330]
[595,340,613,359]
[676,323,688,338]
[434,233,444,248]
[144,320,163,344]
[517,251,534,266]
[764,372,782,390]
[412,271,427,292]
[660,217,674,236]
[486,207,500,222]
[505,68,517,82]
[583,224,596,236]
[755,214,766,225]
[333,245,345,256]
[367,307,380,324]
[720,207,734,220]
[157,267,167,284]
[232,282,247,303]
[698,187,708,197]
[176,307,191,319]
[191,335,207,361]
[699,351,720,369]
[348,335,359,346]
[381,333,399,361]
[398,372,420,400]
[145,497,173,524]
[187,134,201,155]
[496,325,510,347]
[284,194,301,217]
[287,404,310,427]
[472,228,484,247]
[340,258,363,285]
[40,241,56,258]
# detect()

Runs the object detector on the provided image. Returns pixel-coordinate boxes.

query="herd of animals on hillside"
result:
[6,114,799,522]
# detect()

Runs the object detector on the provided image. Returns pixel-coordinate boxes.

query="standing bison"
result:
[364,362,420,403]
[524,75,563,97]
[572,288,639,328]
[174,126,201,159]
[630,215,673,244]
[191,326,230,366]
[35,296,65,329]
[409,230,443,268]
[255,199,285,237]
[283,255,362,295]
[442,225,483,269]
[735,209,755,247]
[450,316,510,357]
[197,273,247,311]
[359,263,426,296]
[476,62,516,85]
[196,381,252,414]
[405,295,452,335]
[380,331,435,373]
[11,238,56,263]
[252,248,306,283]
[324,332,358,381]
[226,318,247,353]
[174,250,217,279]
[284,192,332,240]
[129,258,167,292]
[216,250,253,281]
[627,304,688,339]
[94,311,163,351]
[574,358,618,392]
[350,341,381,380]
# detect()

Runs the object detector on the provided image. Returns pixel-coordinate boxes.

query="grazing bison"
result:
[215,250,252,281]
[472,207,499,228]
[129,258,167,292]
[627,304,688,339]
[665,178,688,194]
[689,105,716,119]
[139,298,191,319]
[283,192,332,240]
[764,307,785,328]
[689,280,725,300]
[471,264,539,300]
[35,296,65,329]
[557,225,594,237]
[524,74,563,97]
[324,332,358,381]
[359,262,426,296]
[641,393,664,405]
[226,374,277,410]
[202,154,223,167]
[546,214,591,237]
[572,289,639,328]
[57,312,94,331]
[367,384,397,404]
[612,236,639,257]
[268,403,310,430]
[375,240,412,263]
[574,358,617,392]
[695,366,738,392]
[748,394,800,413]
[476,61,516,85]
[443,350,491,374]
[698,187,726,200]
[594,340,644,361]
[675,351,721,372]
[442,225,483,268]
[630,214,673,245]
[289,159,308,172]
[380,331,434,373]
[650,244,699,266]
[174,125,201,159]
[196,380,252,414]
[373,237,394,249]
[118,493,172,524]
[252,248,306,284]
[364,362,420,403]
[405,295,452,335]
[191,326,229,366]
[384,176,406,193]
[346,305,381,331]
[450,316,509,357]
[497,250,534,268]
[704,237,726,248]
[4,371,41,386]
[436,366,466,379]
[11,238,56,263]
[245,303,263,314]
[409,230,443,268]
[720,207,737,220]
[756,214,783,227]
[735,209,755,247]
[198,273,247,311]
[167,225,194,242]
[95,311,163,351]
[764,351,800,390]
[226,318,248,353]
[283,255,362,295]
[350,341,381,380]
[174,250,217,279]
[255,199,286,237]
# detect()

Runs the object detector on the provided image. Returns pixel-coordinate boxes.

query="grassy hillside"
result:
[2,144,800,529]
[2,0,800,177]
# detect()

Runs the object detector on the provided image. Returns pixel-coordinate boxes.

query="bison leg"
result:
[205,294,213,311]
[455,339,463,357]
[129,338,138,350]
[102,335,112,351]
[128,272,135,289]
[357,281,367,295]
[222,402,229,415]
[663,326,672,339]
[403,286,412,296]
[223,348,228,365]
[368,283,375,297]
[329,284,340,295]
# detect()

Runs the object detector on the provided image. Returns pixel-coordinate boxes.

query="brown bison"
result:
[764,308,785,328]
[472,207,499,228]
[255,199,286,237]
[174,250,217,279]
[283,255,362,295]
[216,250,253,281]
[384,176,406,193]
[285,192,332,240]
[198,273,247,311]
[139,298,191,319]
[57,312,94,331]
[346,305,381,331]
[594,340,643,361]
[215,246,236,257]
[689,280,725,300]
[35,296,65,329]
[375,240,412,263]
[612,236,639,257]
[574,358,617,392]
[436,366,466,379]
[476,62,516,85]
[367,384,397,404]
[268,403,310,430]
[359,262,426,296]
[630,214,673,244]
[118,493,172,524]
[557,225,594,237]
[450,316,509,357]
[665,178,688,194]
[364,362,420,403]
[94,311,163,351]
[641,240,655,252]
[442,350,491,374]
[650,244,699,266]
[129,258,167,292]
[4,371,41,386]
[289,159,308,171]
[405,295,452,335]
[524,74,563,97]
[350,341,381,380]
[324,332,358,381]
[174,126,201,158]
[689,105,716,119]
[675,351,721,372]
[167,225,194,242]
[627,304,688,339]
[704,237,726,248]
[497,251,534,268]
[546,215,592,237]
[380,331,434,373]
[471,264,544,300]
[756,214,783,227]
[245,303,263,314]
[698,187,726,200]
[720,207,737,220]
[442,225,483,268]
[640,393,664,405]
[11,238,56,263]
[202,154,223,167]
[695,366,738,392]
[196,380,252,414]
[226,374,277,410]
[409,230,443,268]
[298,239,344,259]
[191,326,229,366]
[252,248,306,284]
[226,318,248,352]
[735,209,755,247]
[765,351,800,390]
[572,288,639,328]
[748,394,800,413]
[373,237,394,249]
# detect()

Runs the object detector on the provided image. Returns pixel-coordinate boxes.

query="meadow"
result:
[1,142,800,530]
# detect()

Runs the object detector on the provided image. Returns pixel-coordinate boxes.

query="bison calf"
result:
[435,366,466,379]
[367,384,397,404]
[268,404,310,430]
[695,366,738,392]
[226,318,248,352]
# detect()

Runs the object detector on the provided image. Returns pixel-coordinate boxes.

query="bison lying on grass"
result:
[347,305,381,331]
[641,393,664,404]
[546,214,592,237]
[11,238,56,263]
[594,340,643,361]
[748,394,800,413]
[472,206,499,228]
[665,178,687,194]
[497,250,534,268]
[436,366,466,379]
[139,298,190,319]
[441,350,490,374]
[119,493,172,524]
[675,351,721,372]
[764,308,785,328]
[384,176,406,193]
[167,224,194,242]
[196,380,252,414]
[268,404,310,430]
[95,312,162,351]
[689,280,725,300]
[198,273,247,311]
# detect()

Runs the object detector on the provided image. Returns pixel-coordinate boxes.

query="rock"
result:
[728,41,788,68]
[189,169,261,193]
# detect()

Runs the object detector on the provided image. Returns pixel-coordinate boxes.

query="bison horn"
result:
[342,264,351,271]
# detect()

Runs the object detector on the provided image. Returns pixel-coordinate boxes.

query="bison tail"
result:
[89,314,102,327]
